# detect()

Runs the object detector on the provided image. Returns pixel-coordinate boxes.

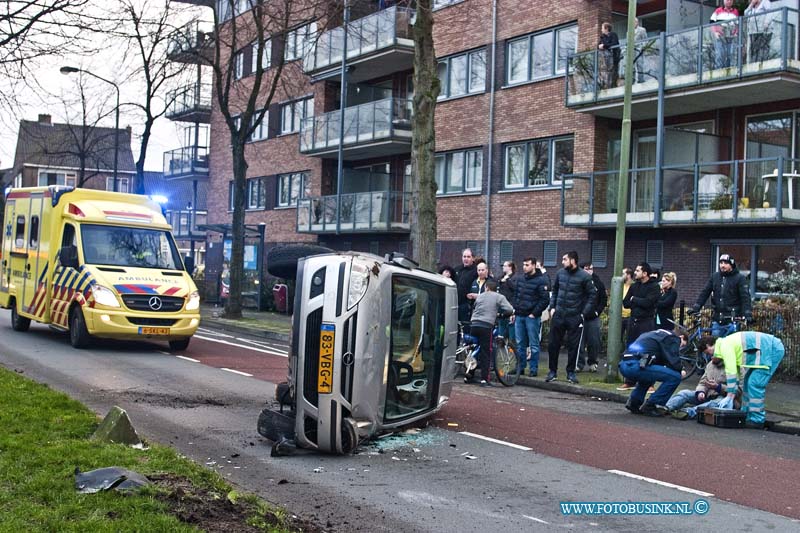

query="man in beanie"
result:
[692,254,752,337]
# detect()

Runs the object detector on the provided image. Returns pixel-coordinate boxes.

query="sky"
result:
[0,1,206,174]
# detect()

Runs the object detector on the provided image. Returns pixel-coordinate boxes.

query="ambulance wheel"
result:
[169,338,191,352]
[266,244,334,280]
[69,307,91,349]
[11,304,31,332]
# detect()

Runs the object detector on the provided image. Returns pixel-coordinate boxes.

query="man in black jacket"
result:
[545,251,598,384]
[692,253,752,338]
[618,329,685,416]
[512,257,550,376]
[577,261,607,372]
[454,248,478,323]
[623,262,660,349]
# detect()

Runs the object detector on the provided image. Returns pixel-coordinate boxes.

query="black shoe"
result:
[545,371,557,382]
[567,372,579,384]
[529,369,538,378]
[639,404,664,417]
[479,380,495,388]
[625,398,642,414]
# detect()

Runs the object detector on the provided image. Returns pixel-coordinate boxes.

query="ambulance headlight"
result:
[347,262,369,310]
[186,290,200,311]
[91,285,120,308]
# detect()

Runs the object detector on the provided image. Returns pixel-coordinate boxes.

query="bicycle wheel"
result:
[678,344,698,381]
[494,338,520,387]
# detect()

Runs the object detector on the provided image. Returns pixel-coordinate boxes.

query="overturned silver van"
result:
[258,248,458,454]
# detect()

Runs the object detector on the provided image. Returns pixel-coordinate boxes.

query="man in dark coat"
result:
[577,261,607,372]
[512,257,550,376]
[623,261,660,349]
[454,248,478,323]
[545,251,598,384]
[692,253,752,337]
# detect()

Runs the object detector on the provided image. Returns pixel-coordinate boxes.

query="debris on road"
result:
[74,466,150,494]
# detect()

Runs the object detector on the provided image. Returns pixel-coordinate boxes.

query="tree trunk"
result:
[224,139,248,319]
[410,0,440,271]
[135,120,152,195]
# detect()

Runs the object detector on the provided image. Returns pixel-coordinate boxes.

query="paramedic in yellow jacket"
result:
[706,331,785,427]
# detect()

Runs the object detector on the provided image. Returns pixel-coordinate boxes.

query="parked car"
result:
[258,246,458,454]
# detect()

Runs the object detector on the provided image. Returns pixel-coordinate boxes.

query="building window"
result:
[14,173,22,188]
[228,181,235,210]
[281,96,314,134]
[277,171,308,207]
[433,0,465,9]
[106,177,129,193]
[506,24,577,84]
[248,110,268,141]
[251,38,271,72]
[500,241,514,263]
[712,242,796,296]
[591,240,608,268]
[437,48,486,99]
[435,148,483,194]
[285,22,317,61]
[234,49,244,79]
[466,240,484,258]
[38,171,76,187]
[504,135,574,189]
[646,240,663,269]
[247,177,267,209]
[543,240,558,267]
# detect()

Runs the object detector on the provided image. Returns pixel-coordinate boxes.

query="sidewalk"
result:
[198,305,800,436]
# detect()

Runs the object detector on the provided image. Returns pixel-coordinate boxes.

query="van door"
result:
[7,198,30,313]
[1,200,17,298]
[23,194,46,318]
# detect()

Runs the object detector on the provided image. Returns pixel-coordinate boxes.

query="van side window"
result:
[29,216,39,248]
[61,224,76,248]
[14,216,25,248]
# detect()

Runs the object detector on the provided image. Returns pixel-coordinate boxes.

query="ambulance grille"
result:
[121,294,185,312]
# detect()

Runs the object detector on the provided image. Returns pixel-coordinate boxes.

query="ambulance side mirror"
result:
[60,245,79,269]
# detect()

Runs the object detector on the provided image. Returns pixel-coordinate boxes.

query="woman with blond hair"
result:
[657,272,678,330]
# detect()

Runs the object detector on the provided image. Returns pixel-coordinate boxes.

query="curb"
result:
[515,375,800,436]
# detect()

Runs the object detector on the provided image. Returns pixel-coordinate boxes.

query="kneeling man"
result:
[619,329,684,416]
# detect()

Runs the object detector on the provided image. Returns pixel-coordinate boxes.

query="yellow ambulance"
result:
[0,186,200,350]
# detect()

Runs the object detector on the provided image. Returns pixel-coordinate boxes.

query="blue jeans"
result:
[515,315,541,373]
[619,359,682,408]
[666,389,702,411]
[711,321,737,338]
[714,37,735,69]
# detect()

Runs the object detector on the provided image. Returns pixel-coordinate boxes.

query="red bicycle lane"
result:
[435,390,800,520]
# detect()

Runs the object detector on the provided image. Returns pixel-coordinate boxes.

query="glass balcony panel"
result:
[353,193,371,228]
[300,117,313,151]
[358,15,379,56]
[329,28,345,65]
[373,99,391,138]
[378,8,397,46]
[341,106,359,144]
[567,51,596,105]
[339,194,356,229]
[631,169,655,213]
[631,36,660,90]
[702,21,740,81]
[297,190,410,233]
[163,146,208,177]
[297,199,311,231]
[326,114,340,148]
[742,11,782,69]
[665,27,700,88]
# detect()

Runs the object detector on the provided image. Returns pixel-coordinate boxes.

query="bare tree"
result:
[409,0,439,271]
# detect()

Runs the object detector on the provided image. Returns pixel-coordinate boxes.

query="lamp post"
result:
[60,66,120,192]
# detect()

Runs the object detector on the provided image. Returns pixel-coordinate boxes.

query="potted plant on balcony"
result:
[709,174,733,210]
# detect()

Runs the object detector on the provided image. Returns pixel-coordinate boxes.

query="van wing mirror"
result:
[60,245,79,269]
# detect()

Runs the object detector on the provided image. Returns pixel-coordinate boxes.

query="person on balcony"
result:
[633,17,649,83]
[598,22,620,89]
[710,0,740,69]
[745,0,774,63]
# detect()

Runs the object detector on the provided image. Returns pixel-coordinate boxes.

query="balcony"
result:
[167,209,208,239]
[163,146,209,180]
[304,6,414,83]
[299,97,412,159]
[172,0,213,7]
[166,83,212,123]
[562,157,800,227]
[566,7,800,119]
[166,21,213,64]
[297,190,410,234]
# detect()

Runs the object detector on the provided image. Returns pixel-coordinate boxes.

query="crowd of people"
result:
[440,248,784,427]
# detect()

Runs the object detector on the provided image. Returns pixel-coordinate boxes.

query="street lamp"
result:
[60,66,121,192]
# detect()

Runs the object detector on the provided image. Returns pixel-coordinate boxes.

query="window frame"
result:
[37,170,76,187]
[105,176,130,193]
[435,147,484,195]
[437,48,487,100]
[248,110,268,142]
[505,23,578,85]
[277,171,308,208]
[284,22,317,62]
[251,37,271,73]
[234,48,245,79]
[280,96,314,134]
[246,177,267,209]
[503,135,574,190]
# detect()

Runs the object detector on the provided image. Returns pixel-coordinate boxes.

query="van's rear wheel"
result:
[169,338,191,352]
[69,307,91,349]
[267,244,334,280]
[11,304,31,332]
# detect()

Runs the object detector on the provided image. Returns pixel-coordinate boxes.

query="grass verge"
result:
[0,366,314,533]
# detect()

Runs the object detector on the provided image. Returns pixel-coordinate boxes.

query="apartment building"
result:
[177,0,800,300]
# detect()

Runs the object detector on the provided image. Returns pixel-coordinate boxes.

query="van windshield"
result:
[80,224,182,269]
[385,276,446,422]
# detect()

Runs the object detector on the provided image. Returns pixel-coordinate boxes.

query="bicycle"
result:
[455,322,520,387]
[676,313,746,380]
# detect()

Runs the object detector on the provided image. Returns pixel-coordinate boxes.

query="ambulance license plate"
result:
[139,327,170,335]
[318,324,335,394]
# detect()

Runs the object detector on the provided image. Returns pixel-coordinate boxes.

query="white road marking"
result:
[522,515,549,524]
[608,469,714,497]
[194,334,288,357]
[459,431,533,451]
[175,355,200,363]
[236,338,289,353]
[196,327,234,338]
[221,368,253,377]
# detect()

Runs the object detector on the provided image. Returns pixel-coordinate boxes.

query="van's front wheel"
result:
[69,307,91,349]
[11,304,31,332]
[169,338,191,352]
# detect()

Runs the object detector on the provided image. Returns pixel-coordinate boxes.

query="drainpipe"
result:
[336,0,351,235]
[653,32,666,227]
[483,0,497,260]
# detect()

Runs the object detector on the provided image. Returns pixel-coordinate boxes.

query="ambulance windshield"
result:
[80,224,182,270]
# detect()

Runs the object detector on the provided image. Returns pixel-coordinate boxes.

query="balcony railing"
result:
[566,7,799,107]
[166,83,212,121]
[163,146,209,179]
[167,21,213,62]
[299,97,412,155]
[562,157,800,227]
[305,6,414,74]
[167,209,208,237]
[297,190,410,233]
